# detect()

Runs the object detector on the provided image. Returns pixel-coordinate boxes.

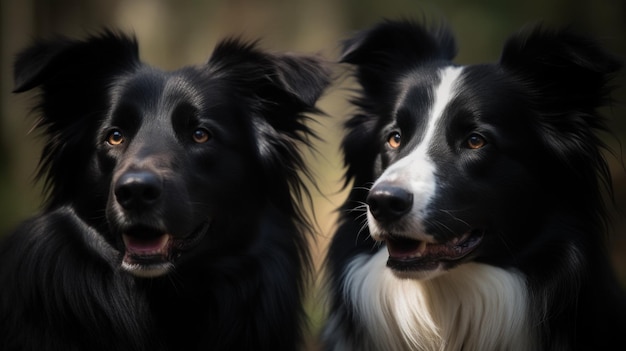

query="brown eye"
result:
[387,132,402,149]
[106,130,125,146]
[466,133,486,149]
[192,128,211,144]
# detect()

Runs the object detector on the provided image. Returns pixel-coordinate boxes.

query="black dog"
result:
[0,30,329,350]
[323,20,626,350]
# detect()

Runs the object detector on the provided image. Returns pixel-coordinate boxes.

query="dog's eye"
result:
[106,130,125,146]
[466,133,486,149]
[192,128,212,144]
[387,132,402,149]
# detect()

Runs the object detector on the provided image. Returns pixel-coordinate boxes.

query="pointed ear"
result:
[340,19,457,99]
[269,52,331,107]
[12,30,141,204]
[13,37,75,93]
[14,30,139,93]
[208,38,331,114]
[500,25,622,184]
[500,24,621,113]
[13,29,140,131]
[207,36,332,148]
[207,38,331,227]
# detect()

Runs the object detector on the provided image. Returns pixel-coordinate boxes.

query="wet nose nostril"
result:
[368,197,380,213]
[115,187,132,204]
[142,186,160,202]
[114,171,162,210]
[389,196,411,213]
[366,184,413,221]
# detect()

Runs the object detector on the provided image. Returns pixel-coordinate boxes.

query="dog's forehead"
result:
[394,64,464,114]
[110,68,168,102]
[393,65,464,142]
[117,68,206,99]
[110,66,215,115]
[393,62,522,135]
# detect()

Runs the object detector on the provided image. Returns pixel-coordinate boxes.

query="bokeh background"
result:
[1,0,625,349]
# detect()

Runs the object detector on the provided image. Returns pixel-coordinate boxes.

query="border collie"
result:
[323,19,626,350]
[0,30,329,350]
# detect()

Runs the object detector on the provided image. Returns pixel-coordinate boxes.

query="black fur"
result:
[1,30,330,350]
[323,20,626,350]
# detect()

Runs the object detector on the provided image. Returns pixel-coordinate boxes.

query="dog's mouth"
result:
[120,221,210,278]
[384,229,484,272]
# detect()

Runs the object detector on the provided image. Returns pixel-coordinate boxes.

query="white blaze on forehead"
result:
[419,66,463,157]
[369,66,463,239]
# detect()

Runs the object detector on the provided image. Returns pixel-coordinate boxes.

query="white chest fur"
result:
[338,249,536,351]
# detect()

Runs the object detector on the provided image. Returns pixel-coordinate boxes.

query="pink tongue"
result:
[123,234,170,255]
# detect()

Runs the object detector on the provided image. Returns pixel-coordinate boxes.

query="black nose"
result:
[366,184,413,222]
[114,171,162,210]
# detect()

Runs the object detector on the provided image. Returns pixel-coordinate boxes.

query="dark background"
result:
[2,1,625,348]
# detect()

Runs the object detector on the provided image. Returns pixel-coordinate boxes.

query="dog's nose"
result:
[114,171,162,210]
[367,184,413,221]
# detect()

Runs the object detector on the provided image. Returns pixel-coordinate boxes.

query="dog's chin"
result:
[119,221,210,278]
[380,229,484,280]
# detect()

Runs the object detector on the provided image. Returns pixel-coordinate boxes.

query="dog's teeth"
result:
[407,241,428,258]
[450,233,471,246]
[418,241,428,254]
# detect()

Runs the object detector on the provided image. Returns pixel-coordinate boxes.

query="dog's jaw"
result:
[119,220,211,278]
[121,234,174,277]
[381,231,484,279]
[121,256,173,278]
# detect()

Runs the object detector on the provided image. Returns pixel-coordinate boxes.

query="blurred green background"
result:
[1,0,625,349]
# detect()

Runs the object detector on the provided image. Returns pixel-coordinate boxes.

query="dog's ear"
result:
[13,30,139,128]
[340,19,457,99]
[207,38,331,225]
[269,52,332,108]
[500,24,621,116]
[14,30,139,93]
[208,38,331,115]
[500,25,622,190]
[12,30,140,206]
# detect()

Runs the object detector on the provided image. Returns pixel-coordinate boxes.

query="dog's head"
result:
[340,20,620,279]
[14,30,329,277]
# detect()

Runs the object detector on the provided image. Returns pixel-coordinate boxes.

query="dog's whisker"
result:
[355,220,370,244]
[436,208,476,233]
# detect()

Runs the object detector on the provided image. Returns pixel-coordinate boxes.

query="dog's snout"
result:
[114,171,162,210]
[367,184,413,221]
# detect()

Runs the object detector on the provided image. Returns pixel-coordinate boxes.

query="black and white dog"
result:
[323,20,626,350]
[0,31,329,350]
